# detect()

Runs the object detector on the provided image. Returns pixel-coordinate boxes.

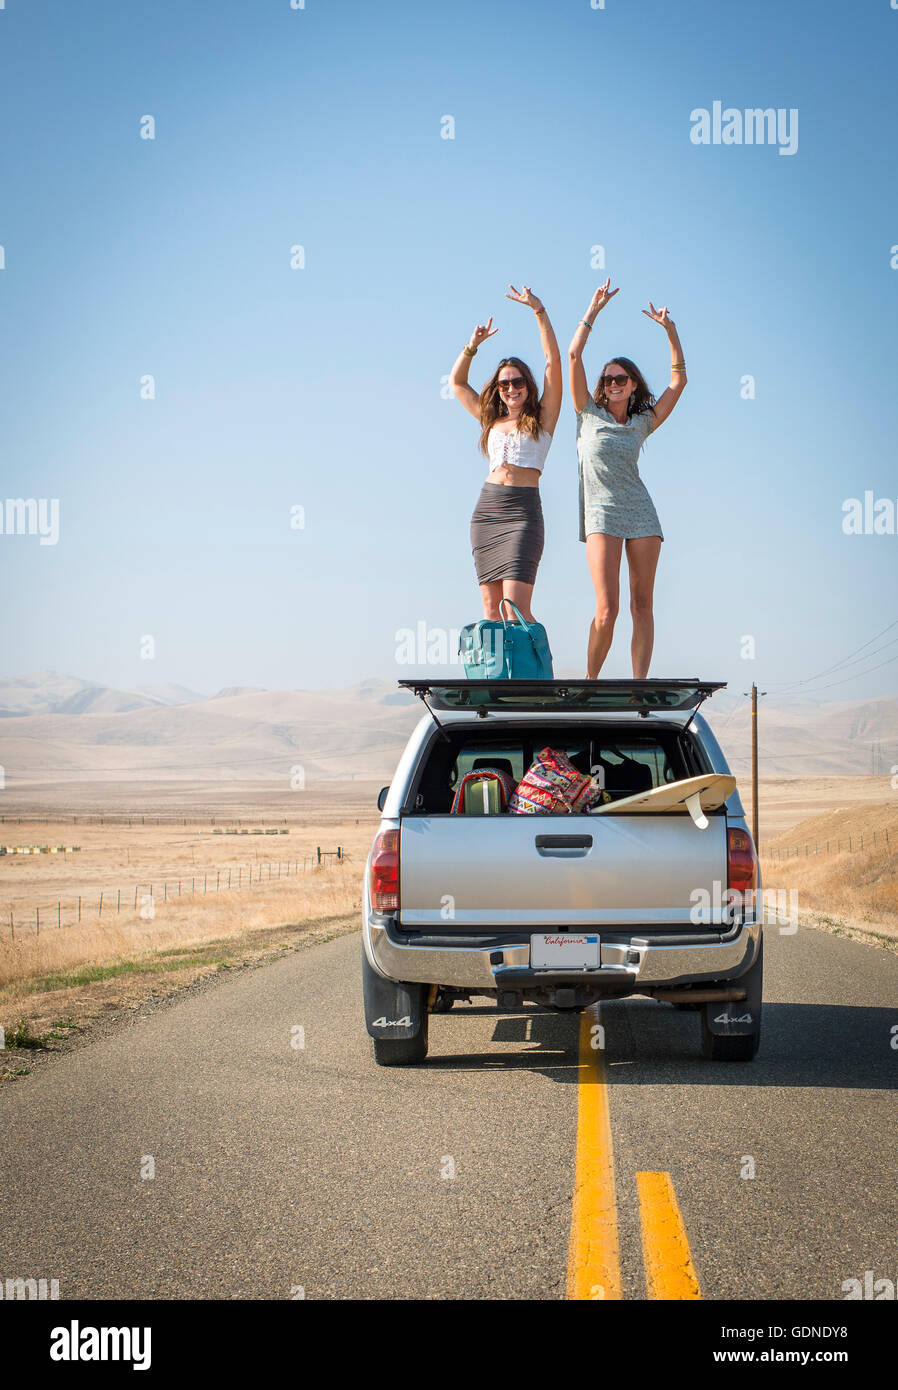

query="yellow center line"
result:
[636,1171,702,1300]
[566,1007,621,1300]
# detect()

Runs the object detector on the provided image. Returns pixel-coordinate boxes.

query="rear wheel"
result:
[373,1018,429,1066]
[701,1028,759,1061]
[362,945,430,1066]
[701,938,763,1062]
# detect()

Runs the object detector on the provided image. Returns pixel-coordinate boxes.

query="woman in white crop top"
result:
[449,285,561,623]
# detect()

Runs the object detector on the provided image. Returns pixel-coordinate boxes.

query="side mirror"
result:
[376,785,390,812]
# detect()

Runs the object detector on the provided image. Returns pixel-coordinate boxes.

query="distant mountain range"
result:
[0,672,893,783]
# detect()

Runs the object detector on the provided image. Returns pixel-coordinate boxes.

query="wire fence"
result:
[2,847,345,940]
[0,815,294,827]
[761,828,891,861]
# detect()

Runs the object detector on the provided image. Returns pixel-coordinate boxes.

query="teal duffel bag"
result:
[459,599,554,679]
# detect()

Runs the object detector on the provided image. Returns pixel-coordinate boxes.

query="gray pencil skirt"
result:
[470,481,544,585]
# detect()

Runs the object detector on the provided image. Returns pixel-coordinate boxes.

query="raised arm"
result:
[641,301,686,431]
[506,284,562,432]
[449,317,498,420]
[568,279,619,412]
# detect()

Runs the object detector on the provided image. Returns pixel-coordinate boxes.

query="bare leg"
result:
[501,579,536,623]
[585,534,623,677]
[479,582,503,620]
[625,536,662,678]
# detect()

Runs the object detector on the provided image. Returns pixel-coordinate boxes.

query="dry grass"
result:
[0,863,363,990]
[760,799,898,934]
[0,806,378,1068]
[743,775,896,839]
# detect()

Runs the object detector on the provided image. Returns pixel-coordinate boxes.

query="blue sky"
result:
[1,0,896,703]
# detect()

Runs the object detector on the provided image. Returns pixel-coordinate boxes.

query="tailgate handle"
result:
[535,834,593,857]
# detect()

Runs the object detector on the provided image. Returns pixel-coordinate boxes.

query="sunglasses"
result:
[497,377,526,392]
[602,373,631,388]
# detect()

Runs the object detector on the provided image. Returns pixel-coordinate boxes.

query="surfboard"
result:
[588,773,737,829]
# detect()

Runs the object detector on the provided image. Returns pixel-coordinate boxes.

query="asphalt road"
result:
[1,923,896,1300]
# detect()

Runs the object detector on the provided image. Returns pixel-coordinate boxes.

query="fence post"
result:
[164,882,167,901]
[9,910,13,940]
[848,836,852,851]
[78,895,81,921]
[36,906,39,935]
[192,878,195,894]
[117,889,121,913]
[58,900,61,928]
[134,886,138,908]
[98,892,103,917]
[204,875,207,893]
[317,846,321,864]
[217,871,220,890]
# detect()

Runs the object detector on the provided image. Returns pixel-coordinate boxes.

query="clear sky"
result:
[1,0,896,705]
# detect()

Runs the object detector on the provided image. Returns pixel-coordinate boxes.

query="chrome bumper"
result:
[364,917,762,991]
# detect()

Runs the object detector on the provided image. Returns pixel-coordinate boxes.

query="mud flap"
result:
[362,946,428,1040]
[703,936,763,1036]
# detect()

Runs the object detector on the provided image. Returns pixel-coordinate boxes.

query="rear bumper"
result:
[363,915,762,992]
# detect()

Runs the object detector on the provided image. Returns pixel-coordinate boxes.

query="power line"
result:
[787,651,898,696]
[773,634,898,690]
[768,618,898,692]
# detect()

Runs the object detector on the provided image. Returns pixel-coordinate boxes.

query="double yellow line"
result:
[567,1009,701,1301]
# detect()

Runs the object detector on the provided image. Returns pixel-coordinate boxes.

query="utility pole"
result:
[743,682,767,852]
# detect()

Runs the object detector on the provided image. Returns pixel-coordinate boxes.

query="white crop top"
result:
[487,425,553,475]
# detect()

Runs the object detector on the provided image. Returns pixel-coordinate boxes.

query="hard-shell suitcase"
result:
[450,767,516,815]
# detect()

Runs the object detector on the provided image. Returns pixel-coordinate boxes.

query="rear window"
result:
[410,724,702,814]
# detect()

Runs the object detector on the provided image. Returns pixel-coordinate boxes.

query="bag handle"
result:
[498,598,534,635]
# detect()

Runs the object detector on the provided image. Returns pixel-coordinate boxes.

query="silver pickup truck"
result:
[362,679,762,1067]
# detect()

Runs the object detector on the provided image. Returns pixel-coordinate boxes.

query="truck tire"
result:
[701,937,763,1062]
[373,1027,429,1067]
[362,944,429,1066]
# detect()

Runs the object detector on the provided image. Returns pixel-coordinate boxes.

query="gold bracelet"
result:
[462,344,477,357]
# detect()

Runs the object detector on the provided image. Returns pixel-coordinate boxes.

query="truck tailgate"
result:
[399,814,728,929]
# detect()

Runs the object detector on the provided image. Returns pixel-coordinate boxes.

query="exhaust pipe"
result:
[651,987,746,1003]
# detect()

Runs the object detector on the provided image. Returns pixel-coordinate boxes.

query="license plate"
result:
[530,933,600,969]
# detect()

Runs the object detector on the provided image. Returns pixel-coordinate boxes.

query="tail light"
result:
[370,830,399,912]
[727,826,758,894]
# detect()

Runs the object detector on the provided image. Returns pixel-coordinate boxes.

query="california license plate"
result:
[530,933,600,969]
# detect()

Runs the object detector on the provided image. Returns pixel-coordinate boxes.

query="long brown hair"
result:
[593,356,655,419]
[478,356,542,456]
